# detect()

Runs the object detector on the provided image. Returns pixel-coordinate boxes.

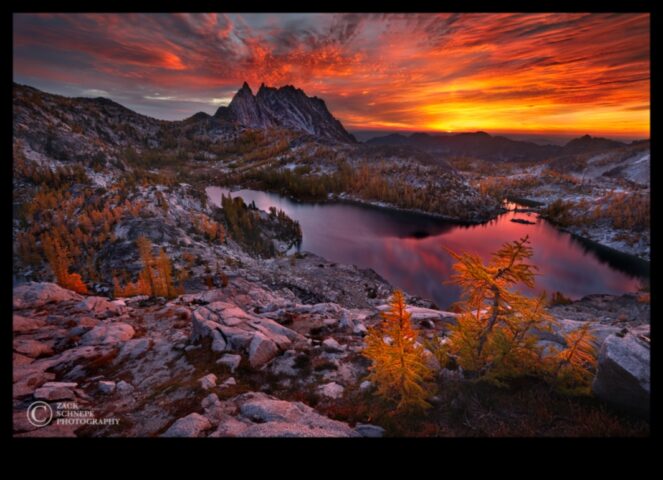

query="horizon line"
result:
[13,81,650,142]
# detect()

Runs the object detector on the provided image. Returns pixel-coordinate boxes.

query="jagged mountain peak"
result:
[228,82,355,143]
[239,81,253,93]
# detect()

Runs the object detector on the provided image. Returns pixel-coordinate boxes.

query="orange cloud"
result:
[13,13,650,135]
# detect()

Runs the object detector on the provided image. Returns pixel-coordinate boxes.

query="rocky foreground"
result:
[13,279,650,437]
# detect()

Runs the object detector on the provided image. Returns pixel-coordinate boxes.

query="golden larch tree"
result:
[445,235,597,391]
[113,236,182,299]
[363,290,434,413]
[547,322,598,394]
[41,232,88,294]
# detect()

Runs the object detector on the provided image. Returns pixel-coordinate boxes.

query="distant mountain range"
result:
[13,82,645,166]
[365,131,639,162]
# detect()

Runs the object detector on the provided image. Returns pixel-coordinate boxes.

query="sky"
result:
[13,13,650,138]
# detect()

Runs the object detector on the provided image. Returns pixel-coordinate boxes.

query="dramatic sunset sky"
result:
[13,13,650,138]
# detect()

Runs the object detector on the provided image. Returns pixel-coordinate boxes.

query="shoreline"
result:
[511,195,651,264]
[207,183,504,225]
[208,184,650,271]
[557,224,650,266]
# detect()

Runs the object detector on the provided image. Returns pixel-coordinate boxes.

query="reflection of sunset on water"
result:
[208,187,646,309]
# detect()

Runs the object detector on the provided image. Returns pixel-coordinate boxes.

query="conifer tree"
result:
[445,236,553,382]
[41,232,88,294]
[445,235,598,391]
[113,236,181,299]
[547,322,598,394]
[363,290,434,413]
[136,236,156,294]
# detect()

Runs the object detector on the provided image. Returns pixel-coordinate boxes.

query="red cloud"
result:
[13,13,650,136]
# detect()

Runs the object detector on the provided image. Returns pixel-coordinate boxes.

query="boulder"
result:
[191,307,228,352]
[250,322,292,349]
[210,331,228,353]
[80,322,135,345]
[340,312,368,335]
[199,374,217,391]
[269,351,300,377]
[318,382,345,399]
[248,333,278,368]
[219,326,253,350]
[354,322,368,335]
[191,302,301,361]
[220,377,236,388]
[161,413,212,437]
[323,317,339,327]
[209,415,252,437]
[13,339,53,358]
[407,306,458,326]
[98,380,116,395]
[77,296,127,318]
[359,380,373,392]
[13,352,34,367]
[201,393,221,410]
[117,338,152,361]
[235,392,359,437]
[339,310,368,336]
[190,307,221,342]
[355,423,386,438]
[535,319,621,347]
[322,337,344,352]
[206,302,253,326]
[116,380,135,394]
[77,297,127,318]
[34,382,78,401]
[251,317,302,343]
[216,354,242,372]
[13,314,46,333]
[13,282,83,310]
[592,330,650,417]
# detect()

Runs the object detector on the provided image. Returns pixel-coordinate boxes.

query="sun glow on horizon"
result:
[13,13,650,134]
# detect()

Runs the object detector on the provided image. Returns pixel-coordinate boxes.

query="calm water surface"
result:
[207,187,648,309]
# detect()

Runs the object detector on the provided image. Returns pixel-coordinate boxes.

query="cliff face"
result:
[226,82,356,143]
[226,82,275,129]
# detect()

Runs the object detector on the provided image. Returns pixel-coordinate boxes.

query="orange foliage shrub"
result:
[547,323,598,393]
[445,236,597,393]
[113,236,182,299]
[363,290,434,413]
[41,232,88,294]
[193,213,226,242]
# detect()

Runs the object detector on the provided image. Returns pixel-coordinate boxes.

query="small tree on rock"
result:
[363,290,434,413]
[444,235,597,392]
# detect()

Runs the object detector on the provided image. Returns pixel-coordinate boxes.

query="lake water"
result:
[206,187,649,309]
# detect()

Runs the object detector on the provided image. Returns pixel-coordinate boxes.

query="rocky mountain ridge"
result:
[221,82,356,144]
[13,83,501,223]
[366,131,639,163]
